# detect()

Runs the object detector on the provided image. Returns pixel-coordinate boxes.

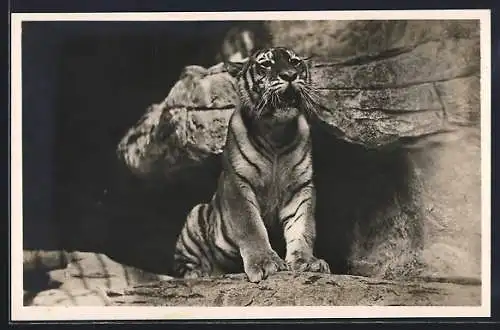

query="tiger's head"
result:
[225,47,321,122]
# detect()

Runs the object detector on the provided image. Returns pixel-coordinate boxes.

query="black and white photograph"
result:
[10,10,491,320]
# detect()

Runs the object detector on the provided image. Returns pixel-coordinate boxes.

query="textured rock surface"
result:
[115,21,482,283]
[109,272,481,306]
[23,250,69,273]
[24,251,173,306]
[23,251,481,307]
[117,63,235,178]
[266,20,479,61]
[408,129,482,279]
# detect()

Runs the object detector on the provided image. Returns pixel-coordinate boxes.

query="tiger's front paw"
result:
[287,254,331,274]
[242,250,288,283]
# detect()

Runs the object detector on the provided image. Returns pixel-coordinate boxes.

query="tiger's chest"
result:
[254,151,312,225]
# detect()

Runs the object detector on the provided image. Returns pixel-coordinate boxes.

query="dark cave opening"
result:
[310,125,416,275]
[21,21,416,276]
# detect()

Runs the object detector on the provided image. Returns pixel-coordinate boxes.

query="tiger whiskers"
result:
[251,83,323,120]
[270,90,281,109]
[254,86,282,119]
[254,89,272,118]
[296,84,324,117]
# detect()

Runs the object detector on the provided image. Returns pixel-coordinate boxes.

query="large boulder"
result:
[117,63,236,178]
[116,20,482,283]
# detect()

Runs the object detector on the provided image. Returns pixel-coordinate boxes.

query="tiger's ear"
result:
[224,59,248,77]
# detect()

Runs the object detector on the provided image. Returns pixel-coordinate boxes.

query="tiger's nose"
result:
[279,70,298,82]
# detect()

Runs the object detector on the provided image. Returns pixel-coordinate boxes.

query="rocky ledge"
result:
[24,251,481,307]
[109,271,481,307]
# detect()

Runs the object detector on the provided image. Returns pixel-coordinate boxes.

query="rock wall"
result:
[116,20,481,283]
[268,20,479,61]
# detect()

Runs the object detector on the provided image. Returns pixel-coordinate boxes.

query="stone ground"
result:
[111,273,481,307]
[24,251,481,307]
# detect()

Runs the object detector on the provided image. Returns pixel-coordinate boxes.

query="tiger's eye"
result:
[260,60,273,68]
[289,58,301,66]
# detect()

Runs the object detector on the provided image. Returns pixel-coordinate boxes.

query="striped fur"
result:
[174,47,330,283]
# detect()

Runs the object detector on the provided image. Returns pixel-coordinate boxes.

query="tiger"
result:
[173,47,330,283]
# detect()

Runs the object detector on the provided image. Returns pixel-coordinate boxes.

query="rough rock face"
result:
[110,272,481,307]
[116,20,482,283]
[267,20,479,61]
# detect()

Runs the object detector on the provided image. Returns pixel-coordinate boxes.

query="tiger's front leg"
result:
[280,183,330,273]
[225,180,288,283]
